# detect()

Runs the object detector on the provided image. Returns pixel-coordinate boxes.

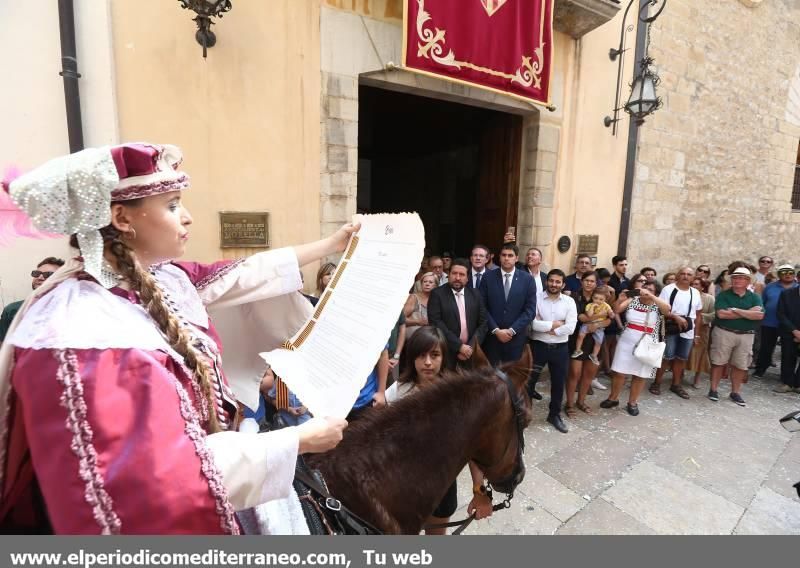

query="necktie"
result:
[456,291,469,344]
[475,272,482,289]
[504,273,512,300]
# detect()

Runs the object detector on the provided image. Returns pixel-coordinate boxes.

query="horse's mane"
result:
[306,363,532,534]
[344,367,508,439]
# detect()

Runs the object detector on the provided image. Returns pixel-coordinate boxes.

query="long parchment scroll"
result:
[261,213,425,419]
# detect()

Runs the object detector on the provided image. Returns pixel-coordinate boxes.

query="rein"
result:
[423,369,526,535]
[422,485,513,534]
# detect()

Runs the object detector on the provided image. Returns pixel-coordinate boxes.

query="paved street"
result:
[457,366,800,535]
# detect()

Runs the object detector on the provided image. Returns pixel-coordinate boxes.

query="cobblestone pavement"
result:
[457,366,800,535]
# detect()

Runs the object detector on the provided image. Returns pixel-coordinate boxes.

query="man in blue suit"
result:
[480,243,538,366]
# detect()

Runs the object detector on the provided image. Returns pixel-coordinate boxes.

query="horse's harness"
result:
[423,369,527,535]
[292,458,383,535]
[292,369,527,535]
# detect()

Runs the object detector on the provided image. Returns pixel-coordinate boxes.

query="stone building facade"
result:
[629,0,800,273]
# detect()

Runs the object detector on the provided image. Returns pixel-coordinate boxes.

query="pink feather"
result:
[0,167,62,246]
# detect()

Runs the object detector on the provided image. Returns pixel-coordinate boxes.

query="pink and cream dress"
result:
[0,249,312,534]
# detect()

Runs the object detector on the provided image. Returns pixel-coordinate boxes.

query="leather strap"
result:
[293,466,382,535]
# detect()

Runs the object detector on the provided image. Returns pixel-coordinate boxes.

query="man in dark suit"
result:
[428,258,488,370]
[563,254,593,296]
[480,244,537,366]
[467,244,491,289]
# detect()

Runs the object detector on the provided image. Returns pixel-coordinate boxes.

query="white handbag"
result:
[632,305,666,367]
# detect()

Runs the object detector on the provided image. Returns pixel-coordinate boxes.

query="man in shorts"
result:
[708,267,764,406]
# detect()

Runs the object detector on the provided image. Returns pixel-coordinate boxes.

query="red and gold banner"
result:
[402,0,554,106]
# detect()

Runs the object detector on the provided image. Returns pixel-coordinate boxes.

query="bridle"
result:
[424,369,527,534]
[482,369,527,497]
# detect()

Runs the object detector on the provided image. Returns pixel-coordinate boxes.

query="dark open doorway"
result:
[357,85,523,258]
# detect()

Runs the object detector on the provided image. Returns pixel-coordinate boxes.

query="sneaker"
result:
[591,377,607,390]
[571,350,583,359]
[707,390,719,402]
[729,392,746,406]
[589,354,601,366]
[774,384,794,394]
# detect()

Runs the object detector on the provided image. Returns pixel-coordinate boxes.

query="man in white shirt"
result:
[652,266,703,399]
[528,269,577,434]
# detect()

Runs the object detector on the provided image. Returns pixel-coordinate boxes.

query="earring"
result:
[124,227,137,240]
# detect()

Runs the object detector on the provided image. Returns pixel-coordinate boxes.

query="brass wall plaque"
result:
[219,211,270,248]
[576,234,599,255]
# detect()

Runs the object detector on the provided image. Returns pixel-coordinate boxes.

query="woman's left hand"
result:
[331,222,361,253]
[468,492,494,520]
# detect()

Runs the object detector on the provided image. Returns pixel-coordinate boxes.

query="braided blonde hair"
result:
[108,238,222,433]
[70,225,223,434]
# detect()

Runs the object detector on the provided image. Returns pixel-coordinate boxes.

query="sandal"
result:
[564,404,577,419]
[576,402,595,415]
[649,383,661,396]
[669,384,690,399]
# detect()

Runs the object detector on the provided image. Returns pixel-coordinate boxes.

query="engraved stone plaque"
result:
[576,234,599,255]
[219,211,270,248]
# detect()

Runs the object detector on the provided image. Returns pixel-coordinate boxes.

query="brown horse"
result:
[305,348,533,534]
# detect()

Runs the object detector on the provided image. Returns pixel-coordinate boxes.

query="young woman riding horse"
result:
[386,326,493,534]
[308,341,533,534]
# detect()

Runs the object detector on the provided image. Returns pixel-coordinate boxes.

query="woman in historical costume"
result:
[0,143,351,534]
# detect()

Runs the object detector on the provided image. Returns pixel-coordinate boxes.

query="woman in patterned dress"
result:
[599,288,671,416]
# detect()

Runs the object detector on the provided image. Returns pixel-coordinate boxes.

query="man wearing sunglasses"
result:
[0,256,64,343]
[755,256,774,285]
[755,264,798,382]
[695,265,711,279]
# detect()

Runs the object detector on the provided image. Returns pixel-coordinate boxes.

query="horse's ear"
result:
[506,344,533,388]
[471,343,491,369]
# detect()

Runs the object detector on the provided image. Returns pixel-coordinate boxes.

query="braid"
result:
[108,239,222,433]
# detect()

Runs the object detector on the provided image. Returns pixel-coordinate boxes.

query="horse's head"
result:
[470,345,533,496]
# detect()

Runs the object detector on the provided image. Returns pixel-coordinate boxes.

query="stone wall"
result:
[629,0,800,274]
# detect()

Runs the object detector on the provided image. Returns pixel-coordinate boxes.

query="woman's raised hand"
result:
[296,416,348,454]
[331,222,361,253]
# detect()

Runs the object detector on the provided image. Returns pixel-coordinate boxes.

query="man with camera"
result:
[651,267,703,399]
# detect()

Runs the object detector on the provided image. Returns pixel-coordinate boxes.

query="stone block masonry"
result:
[628,0,800,273]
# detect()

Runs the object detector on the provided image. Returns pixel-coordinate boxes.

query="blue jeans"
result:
[664,334,692,361]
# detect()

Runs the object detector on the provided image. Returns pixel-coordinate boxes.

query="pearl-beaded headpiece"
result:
[4,143,189,287]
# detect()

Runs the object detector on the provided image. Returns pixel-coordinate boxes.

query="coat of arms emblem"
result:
[480,0,509,17]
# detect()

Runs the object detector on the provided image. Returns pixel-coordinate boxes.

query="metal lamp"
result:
[177,0,233,58]
[624,58,662,125]
[604,0,668,135]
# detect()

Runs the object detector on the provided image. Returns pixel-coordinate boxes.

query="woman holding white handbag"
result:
[599,288,671,416]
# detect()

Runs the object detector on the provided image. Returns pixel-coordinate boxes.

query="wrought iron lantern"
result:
[604,0,668,135]
[623,56,662,125]
[177,0,233,58]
